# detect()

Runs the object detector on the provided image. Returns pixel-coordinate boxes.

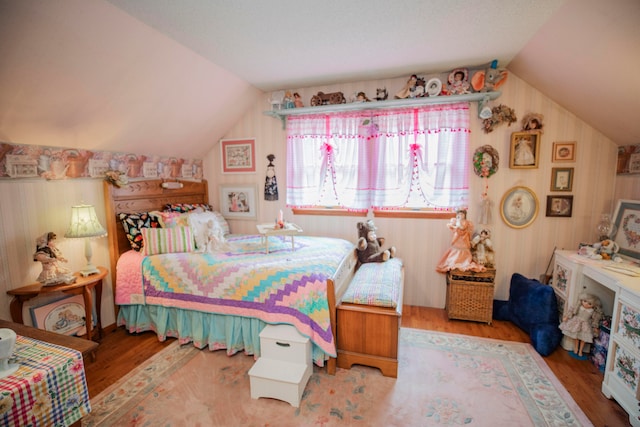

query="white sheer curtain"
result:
[286,111,372,212]
[370,103,470,209]
[286,103,470,211]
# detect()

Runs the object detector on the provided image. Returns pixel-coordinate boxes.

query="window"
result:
[286,103,470,213]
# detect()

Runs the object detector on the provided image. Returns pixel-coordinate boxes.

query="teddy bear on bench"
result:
[356,220,396,264]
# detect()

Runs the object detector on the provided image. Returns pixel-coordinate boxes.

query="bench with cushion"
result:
[336,258,404,377]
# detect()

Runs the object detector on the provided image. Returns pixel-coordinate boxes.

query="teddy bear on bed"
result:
[356,220,396,264]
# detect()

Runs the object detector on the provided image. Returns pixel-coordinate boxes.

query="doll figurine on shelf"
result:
[33,232,76,285]
[559,293,603,358]
[436,209,485,273]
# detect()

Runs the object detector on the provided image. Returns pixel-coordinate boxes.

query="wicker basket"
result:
[446,268,496,324]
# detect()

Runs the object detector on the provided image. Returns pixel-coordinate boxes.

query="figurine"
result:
[293,92,304,108]
[33,232,75,285]
[395,74,417,99]
[283,91,295,109]
[471,229,495,268]
[447,68,471,95]
[436,209,485,273]
[264,154,278,201]
[559,293,603,358]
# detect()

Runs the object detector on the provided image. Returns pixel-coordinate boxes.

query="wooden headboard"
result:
[102,179,209,298]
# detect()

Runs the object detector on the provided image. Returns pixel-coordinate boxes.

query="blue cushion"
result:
[493,273,562,356]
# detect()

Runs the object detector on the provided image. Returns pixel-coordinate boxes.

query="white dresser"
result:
[552,250,640,426]
[248,324,312,407]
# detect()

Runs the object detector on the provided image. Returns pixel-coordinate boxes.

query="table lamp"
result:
[65,204,107,277]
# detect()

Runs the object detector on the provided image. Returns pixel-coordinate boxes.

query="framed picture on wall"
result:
[509,132,540,169]
[546,195,573,217]
[611,199,640,261]
[500,186,539,228]
[550,167,574,192]
[220,138,256,173]
[552,141,576,162]
[219,185,258,220]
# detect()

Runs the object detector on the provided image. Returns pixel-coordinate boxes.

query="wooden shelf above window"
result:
[264,91,502,128]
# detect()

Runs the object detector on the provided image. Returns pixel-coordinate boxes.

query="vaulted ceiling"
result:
[1,0,638,160]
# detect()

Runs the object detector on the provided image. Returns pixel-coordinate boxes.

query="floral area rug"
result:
[83,328,592,426]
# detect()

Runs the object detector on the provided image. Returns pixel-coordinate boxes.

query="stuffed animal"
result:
[356,220,396,263]
[471,66,508,92]
[375,88,388,101]
[592,239,620,261]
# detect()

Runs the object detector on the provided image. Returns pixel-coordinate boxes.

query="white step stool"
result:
[248,324,312,407]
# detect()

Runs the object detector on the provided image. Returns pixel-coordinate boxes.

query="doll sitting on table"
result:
[558,292,603,357]
[33,232,76,285]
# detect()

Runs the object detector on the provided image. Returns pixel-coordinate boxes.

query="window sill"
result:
[373,210,455,219]
[292,208,455,219]
[292,208,366,217]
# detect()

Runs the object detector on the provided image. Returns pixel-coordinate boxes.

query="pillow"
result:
[188,211,228,252]
[141,227,194,256]
[119,212,163,251]
[158,211,191,228]
[164,203,213,213]
[210,211,231,236]
[341,258,403,308]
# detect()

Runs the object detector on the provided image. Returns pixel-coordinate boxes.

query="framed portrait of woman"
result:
[500,186,539,228]
[509,132,541,169]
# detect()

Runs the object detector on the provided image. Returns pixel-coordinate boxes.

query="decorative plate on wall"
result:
[500,186,539,229]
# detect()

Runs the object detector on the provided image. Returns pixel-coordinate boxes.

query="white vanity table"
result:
[552,250,640,427]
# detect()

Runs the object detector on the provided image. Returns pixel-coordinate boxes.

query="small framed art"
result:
[219,185,258,219]
[550,167,574,192]
[546,195,573,217]
[500,186,539,228]
[509,132,540,169]
[220,138,256,173]
[30,294,89,336]
[552,141,576,162]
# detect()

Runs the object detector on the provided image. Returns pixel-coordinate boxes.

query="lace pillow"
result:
[188,211,229,252]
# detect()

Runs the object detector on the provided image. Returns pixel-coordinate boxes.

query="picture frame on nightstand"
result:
[30,294,95,336]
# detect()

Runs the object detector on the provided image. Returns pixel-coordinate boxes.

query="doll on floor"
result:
[558,293,603,357]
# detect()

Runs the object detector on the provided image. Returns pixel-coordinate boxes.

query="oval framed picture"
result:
[500,186,539,229]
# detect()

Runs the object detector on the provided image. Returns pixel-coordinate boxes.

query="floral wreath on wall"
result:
[473,145,500,225]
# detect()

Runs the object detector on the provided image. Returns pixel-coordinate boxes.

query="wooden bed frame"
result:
[102,178,357,374]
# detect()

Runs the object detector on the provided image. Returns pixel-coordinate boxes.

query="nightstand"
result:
[7,266,107,344]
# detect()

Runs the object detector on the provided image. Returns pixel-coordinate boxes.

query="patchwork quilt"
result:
[116,235,354,356]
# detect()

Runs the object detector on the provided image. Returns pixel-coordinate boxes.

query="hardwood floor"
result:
[84,306,631,427]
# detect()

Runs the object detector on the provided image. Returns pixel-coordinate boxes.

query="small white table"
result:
[256,223,303,254]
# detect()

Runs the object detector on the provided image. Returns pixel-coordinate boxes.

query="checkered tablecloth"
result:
[0,335,91,426]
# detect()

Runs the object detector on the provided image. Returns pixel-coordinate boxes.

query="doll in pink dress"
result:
[436,209,485,273]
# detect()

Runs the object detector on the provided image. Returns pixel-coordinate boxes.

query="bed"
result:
[103,179,357,373]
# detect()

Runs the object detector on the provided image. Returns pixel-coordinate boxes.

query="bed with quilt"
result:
[103,179,357,373]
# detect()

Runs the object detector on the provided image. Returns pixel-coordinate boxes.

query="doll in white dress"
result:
[558,293,603,357]
[33,232,75,285]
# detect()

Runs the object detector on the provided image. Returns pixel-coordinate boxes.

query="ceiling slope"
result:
[508,0,640,146]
